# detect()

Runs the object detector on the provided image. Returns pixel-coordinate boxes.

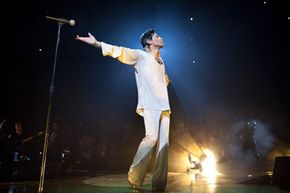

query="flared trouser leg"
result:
[128,110,170,189]
[152,112,170,190]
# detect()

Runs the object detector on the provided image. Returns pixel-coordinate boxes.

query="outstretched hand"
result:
[75,33,101,48]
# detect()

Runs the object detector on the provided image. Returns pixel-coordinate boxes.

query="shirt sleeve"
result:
[101,42,139,66]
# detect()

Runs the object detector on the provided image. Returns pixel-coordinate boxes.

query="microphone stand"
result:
[38,22,63,193]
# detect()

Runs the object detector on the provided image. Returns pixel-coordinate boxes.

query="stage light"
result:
[200,149,217,184]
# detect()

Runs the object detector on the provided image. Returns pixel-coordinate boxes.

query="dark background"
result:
[1,0,289,173]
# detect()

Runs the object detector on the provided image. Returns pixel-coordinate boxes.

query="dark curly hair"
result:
[140,28,155,48]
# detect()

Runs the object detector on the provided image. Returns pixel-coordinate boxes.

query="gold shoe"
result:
[128,180,138,189]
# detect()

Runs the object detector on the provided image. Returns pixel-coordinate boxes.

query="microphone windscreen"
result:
[69,20,76,26]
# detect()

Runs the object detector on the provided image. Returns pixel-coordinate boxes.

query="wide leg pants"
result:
[128,109,170,189]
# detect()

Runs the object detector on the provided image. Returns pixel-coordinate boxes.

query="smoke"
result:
[226,119,275,165]
[255,120,275,156]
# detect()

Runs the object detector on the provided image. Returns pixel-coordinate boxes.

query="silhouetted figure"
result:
[1,121,44,181]
[47,121,63,178]
[236,119,260,159]
[8,122,24,150]
[0,122,25,180]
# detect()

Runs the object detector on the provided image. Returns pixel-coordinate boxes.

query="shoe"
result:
[128,180,138,190]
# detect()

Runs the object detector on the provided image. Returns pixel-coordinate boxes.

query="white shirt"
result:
[101,42,171,116]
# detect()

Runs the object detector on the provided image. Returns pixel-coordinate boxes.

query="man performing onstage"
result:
[76,29,171,191]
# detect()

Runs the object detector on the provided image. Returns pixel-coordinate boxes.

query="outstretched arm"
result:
[76,33,139,66]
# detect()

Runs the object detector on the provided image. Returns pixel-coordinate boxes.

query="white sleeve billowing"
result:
[101,42,139,66]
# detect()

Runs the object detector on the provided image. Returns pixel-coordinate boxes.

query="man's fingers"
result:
[75,35,81,40]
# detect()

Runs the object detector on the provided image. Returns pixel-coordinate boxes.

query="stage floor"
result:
[0,168,289,193]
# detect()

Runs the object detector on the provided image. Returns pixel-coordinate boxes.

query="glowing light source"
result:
[200,149,217,184]
[186,148,218,188]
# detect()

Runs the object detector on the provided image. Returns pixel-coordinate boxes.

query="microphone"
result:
[45,16,76,26]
